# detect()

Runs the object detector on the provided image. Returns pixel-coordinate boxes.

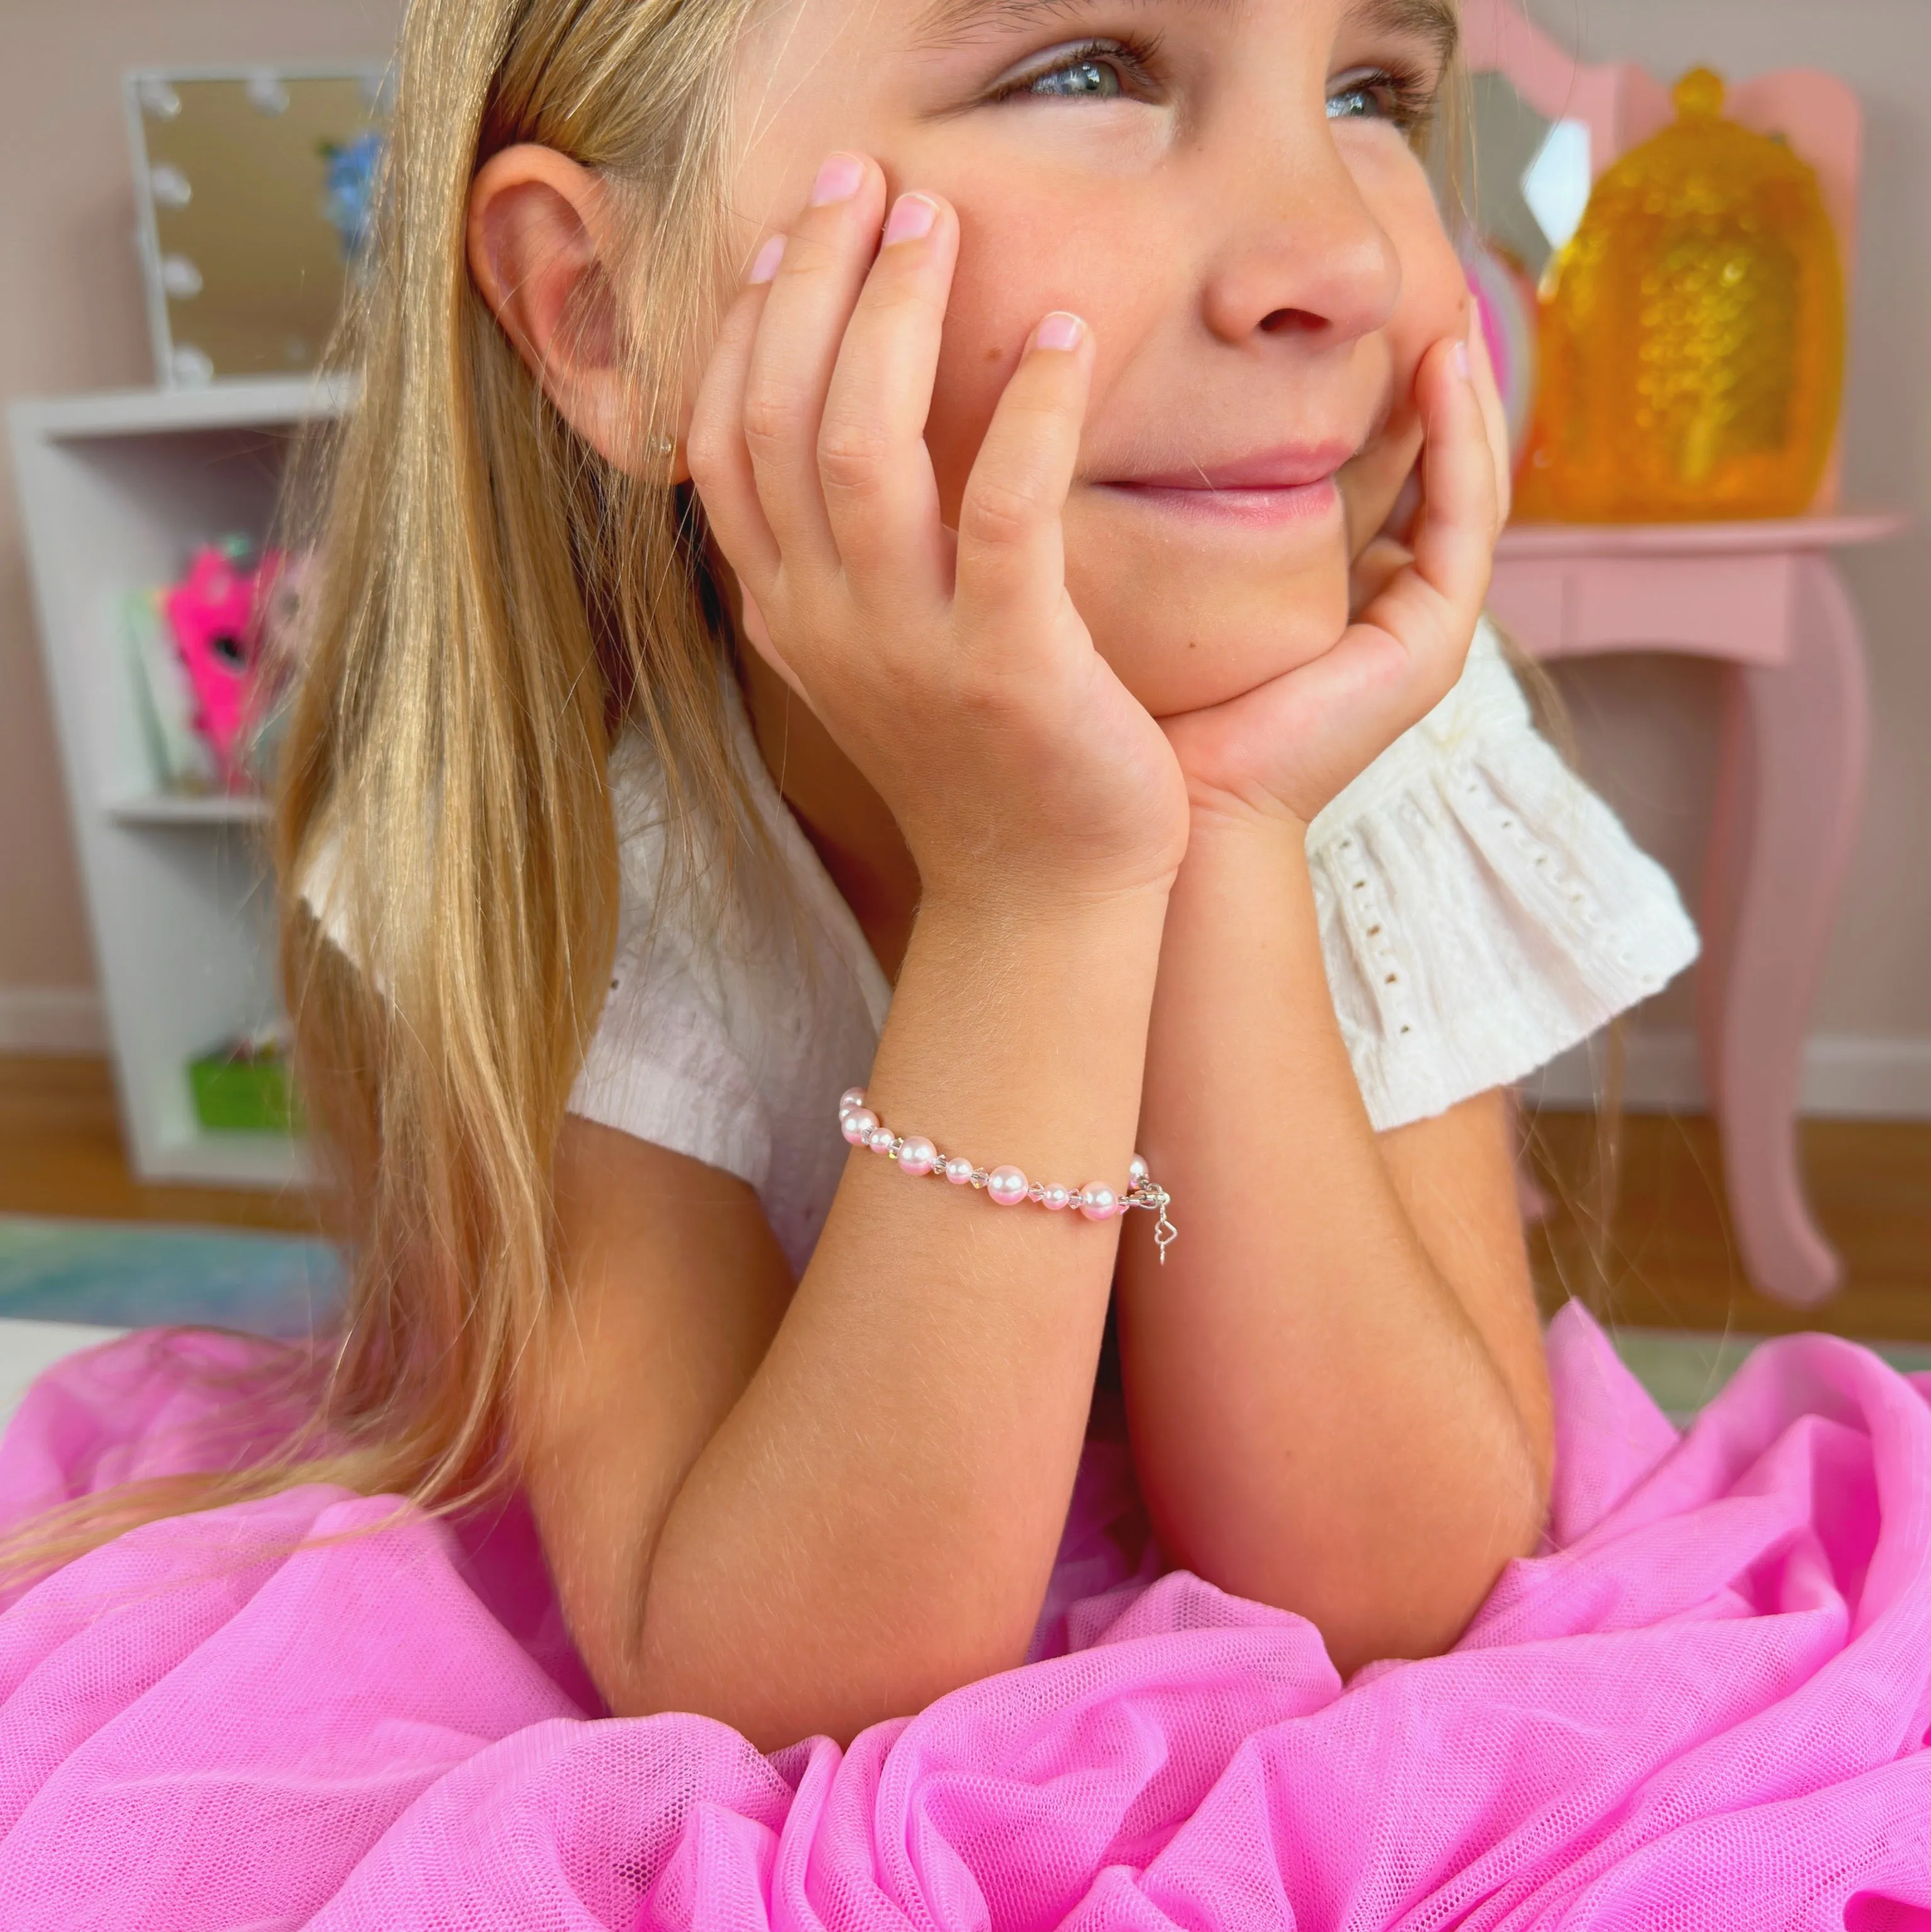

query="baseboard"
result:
[6,988,1925,1118]
[1529,1029,1931,1121]
[0,987,106,1054]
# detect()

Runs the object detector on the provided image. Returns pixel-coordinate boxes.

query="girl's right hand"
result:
[686,152,1189,911]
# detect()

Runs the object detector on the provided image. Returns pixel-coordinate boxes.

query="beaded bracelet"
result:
[838,1087,1177,1263]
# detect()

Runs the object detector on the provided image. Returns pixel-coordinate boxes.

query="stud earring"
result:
[650,433,675,458]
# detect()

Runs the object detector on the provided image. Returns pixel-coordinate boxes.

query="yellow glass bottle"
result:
[1520,68,1845,522]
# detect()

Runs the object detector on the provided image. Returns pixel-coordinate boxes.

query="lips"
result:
[1100,441,1358,492]
[1093,441,1353,530]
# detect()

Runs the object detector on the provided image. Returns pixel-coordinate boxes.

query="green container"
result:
[189,1049,298,1134]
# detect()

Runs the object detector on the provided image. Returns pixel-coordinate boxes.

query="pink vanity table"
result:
[1467,0,1905,1305]
[1490,515,1901,1307]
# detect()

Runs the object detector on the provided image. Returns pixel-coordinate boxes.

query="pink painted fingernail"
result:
[1034,311,1085,352]
[1451,339,1471,380]
[748,235,785,284]
[810,152,865,206]
[883,192,938,247]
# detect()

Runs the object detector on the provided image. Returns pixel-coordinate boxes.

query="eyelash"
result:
[985,35,1165,106]
[1327,66,1439,138]
[986,40,1439,140]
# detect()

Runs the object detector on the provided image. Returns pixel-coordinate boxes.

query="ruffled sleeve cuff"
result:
[1308,618,1701,1133]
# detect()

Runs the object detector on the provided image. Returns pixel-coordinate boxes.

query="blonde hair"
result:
[2,0,766,1586]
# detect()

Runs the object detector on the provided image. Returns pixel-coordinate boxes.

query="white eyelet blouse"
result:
[567,618,1699,1276]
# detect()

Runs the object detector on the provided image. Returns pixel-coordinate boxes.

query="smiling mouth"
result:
[1093,442,1354,528]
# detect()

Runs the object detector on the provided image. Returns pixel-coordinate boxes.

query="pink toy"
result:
[160,542,282,791]
[1465,239,1540,470]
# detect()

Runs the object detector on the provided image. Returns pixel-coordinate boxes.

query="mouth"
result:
[1092,442,1355,529]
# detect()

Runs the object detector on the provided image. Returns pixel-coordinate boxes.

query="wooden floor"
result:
[1525,1104,1931,1343]
[0,1055,318,1235]
[2,1055,1927,1341]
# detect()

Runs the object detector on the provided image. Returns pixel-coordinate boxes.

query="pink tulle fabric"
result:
[3,1302,1930,1928]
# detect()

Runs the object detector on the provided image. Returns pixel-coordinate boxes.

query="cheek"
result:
[919,182,1153,521]
[1339,182,1469,543]
[1391,240,1468,386]
[916,189,1361,713]
[922,285,1032,524]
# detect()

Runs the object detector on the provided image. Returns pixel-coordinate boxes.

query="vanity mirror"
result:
[124,65,387,387]
[1463,69,1592,282]
[1438,69,1591,467]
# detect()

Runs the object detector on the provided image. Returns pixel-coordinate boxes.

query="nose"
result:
[1198,123,1404,350]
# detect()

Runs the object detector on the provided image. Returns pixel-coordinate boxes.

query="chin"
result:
[1067,521,1353,718]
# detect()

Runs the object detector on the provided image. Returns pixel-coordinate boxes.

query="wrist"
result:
[866,867,1171,1194]
[916,861,1176,935]
[1168,799,1316,922]
[1184,784,1310,851]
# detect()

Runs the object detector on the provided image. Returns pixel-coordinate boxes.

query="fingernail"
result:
[1451,339,1471,380]
[1034,311,1085,352]
[748,234,785,284]
[883,192,938,247]
[809,152,865,207]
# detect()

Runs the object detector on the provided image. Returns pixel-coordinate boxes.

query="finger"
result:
[952,311,1093,644]
[1381,465,1424,550]
[1347,532,1412,617]
[1413,336,1500,605]
[1171,616,1419,824]
[814,190,957,592]
[686,255,785,593]
[739,151,888,570]
[734,582,811,704]
[1364,337,1498,680]
[1463,319,1513,526]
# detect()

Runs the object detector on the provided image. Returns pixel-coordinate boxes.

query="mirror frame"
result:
[123,62,389,389]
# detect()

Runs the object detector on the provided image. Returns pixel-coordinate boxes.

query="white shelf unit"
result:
[9,378,350,1189]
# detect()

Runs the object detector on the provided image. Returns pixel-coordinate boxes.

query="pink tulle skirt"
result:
[3,1302,1930,1928]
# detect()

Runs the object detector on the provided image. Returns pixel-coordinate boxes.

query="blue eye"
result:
[1327,69,1434,134]
[1029,57,1124,99]
[989,37,1159,105]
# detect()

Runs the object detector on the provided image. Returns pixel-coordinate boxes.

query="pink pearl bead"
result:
[943,1156,975,1185]
[987,1165,1029,1207]
[841,1107,877,1147]
[839,1087,868,1115]
[1129,1155,1149,1185]
[866,1125,897,1155]
[1039,1184,1071,1213]
[1078,1184,1117,1222]
[897,1135,937,1175]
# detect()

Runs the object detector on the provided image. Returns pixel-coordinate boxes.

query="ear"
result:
[467,144,689,480]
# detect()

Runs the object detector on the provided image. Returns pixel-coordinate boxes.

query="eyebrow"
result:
[1351,0,1458,69]
[910,0,1458,64]
[909,0,1209,50]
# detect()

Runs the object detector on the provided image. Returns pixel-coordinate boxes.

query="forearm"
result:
[1119,809,1547,1675]
[636,881,1169,1745]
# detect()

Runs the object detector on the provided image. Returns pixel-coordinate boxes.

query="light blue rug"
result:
[2,1216,1927,1418]
[0,1216,341,1338]
[1610,1324,1931,1425]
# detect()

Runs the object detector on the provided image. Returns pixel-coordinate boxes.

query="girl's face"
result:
[722,0,1466,716]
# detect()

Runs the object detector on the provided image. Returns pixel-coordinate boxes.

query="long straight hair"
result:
[1,0,767,1587]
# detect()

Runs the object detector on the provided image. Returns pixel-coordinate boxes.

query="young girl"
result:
[43,0,1698,1757]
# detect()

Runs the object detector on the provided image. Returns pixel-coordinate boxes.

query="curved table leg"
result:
[1696,555,1868,1306]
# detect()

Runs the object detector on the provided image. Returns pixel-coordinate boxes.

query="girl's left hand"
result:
[1161,325,1509,831]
